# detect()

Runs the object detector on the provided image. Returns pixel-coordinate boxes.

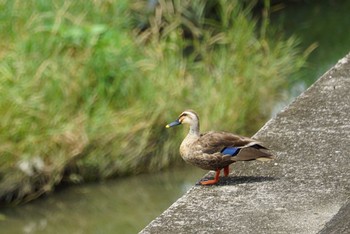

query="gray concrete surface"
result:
[140,53,350,234]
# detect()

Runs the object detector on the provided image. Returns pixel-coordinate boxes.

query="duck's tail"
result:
[233,144,275,162]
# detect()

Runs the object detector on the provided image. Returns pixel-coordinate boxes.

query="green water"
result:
[0,166,204,233]
[271,0,350,85]
[1,2,350,234]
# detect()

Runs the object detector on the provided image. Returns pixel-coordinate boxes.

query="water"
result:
[1,2,350,234]
[0,166,204,233]
[271,0,350,85]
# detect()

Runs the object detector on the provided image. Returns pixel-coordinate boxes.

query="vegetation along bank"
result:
[0,0,309,204]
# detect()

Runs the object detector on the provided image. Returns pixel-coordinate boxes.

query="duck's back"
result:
[180,131,273,170]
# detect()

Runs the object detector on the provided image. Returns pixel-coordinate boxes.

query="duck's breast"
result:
[180,140,233,170]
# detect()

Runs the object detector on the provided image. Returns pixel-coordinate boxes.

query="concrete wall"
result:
[140,53,350,234]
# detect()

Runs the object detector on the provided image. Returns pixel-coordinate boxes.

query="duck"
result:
[166,110,274,185]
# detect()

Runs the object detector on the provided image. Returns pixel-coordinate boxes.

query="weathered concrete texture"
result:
[318,201,350,234]
[140,53,350,234]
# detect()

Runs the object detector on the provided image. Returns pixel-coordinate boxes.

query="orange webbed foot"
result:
[200,179,219,185]
[200,169,220,185]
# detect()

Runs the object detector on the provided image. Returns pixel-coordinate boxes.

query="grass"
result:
[0,0,308,203]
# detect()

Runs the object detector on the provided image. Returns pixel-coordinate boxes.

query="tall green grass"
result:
[0,0,307,203]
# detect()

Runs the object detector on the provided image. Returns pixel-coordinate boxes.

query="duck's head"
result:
[166,110,199,128]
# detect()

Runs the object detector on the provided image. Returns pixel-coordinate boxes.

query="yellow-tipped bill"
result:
[165,119,181,128]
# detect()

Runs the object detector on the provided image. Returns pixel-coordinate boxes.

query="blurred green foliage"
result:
[0,0,308,203]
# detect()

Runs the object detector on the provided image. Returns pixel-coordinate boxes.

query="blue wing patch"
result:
[221,147,240,156]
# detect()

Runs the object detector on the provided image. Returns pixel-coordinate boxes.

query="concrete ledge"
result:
[140,53,350,234]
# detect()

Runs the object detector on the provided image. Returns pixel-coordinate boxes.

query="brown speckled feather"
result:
[199,131,264,154]
[184,131,273,170]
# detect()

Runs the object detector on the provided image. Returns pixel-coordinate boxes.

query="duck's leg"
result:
[224,166,229,177]
[200,169,221,185]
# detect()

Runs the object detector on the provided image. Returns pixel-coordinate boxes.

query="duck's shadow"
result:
[195,175,278,186]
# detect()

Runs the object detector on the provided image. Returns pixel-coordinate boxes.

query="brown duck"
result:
[166,110,274,185]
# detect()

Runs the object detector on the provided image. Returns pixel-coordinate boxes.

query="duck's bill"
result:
[165,119,181,128]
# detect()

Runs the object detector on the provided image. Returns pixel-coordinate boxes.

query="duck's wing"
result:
[198,131,261,153]
[198,131,274,161]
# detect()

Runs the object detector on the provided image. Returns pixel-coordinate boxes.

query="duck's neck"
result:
[180,121,200,157]
[188,122,200,137]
